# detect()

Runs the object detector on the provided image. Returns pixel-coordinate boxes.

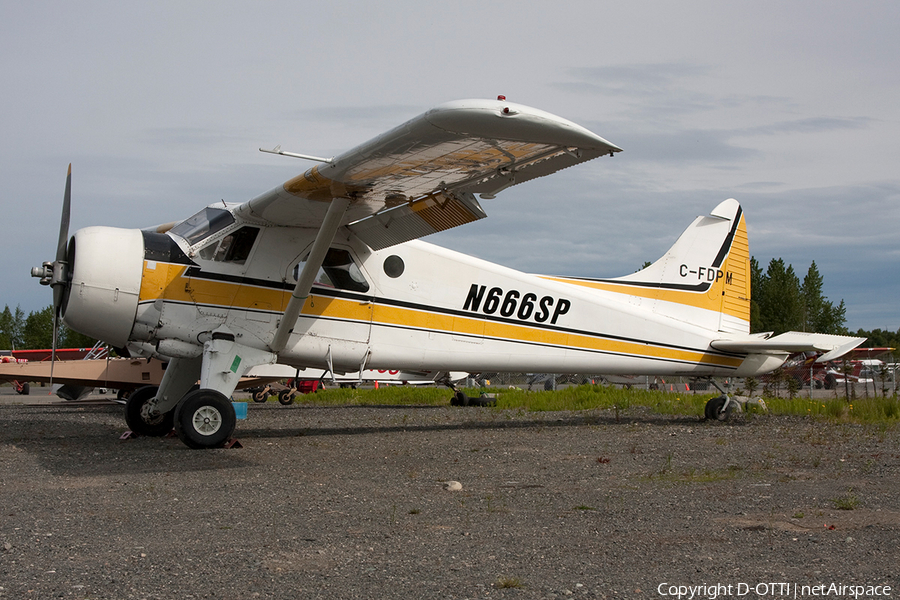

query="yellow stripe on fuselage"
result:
[139,261,742,369]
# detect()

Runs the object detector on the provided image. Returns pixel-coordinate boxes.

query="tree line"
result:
[750,258,847,336]
[0,305,96,350]
[752,258,898,359]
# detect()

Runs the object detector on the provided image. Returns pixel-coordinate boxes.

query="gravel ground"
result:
[0,394,898,599]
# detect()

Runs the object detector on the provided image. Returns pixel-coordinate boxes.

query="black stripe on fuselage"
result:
[143,261,743,362]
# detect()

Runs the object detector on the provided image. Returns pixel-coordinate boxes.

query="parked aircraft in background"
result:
[31,98,864,447]
[779,347,895,390]
[0,354,297,401]
[248,368,467,403]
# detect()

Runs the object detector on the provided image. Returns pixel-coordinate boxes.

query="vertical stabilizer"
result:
[610,199,750,333]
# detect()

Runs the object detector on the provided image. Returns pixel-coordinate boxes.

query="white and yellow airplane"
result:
[31,98,863,448]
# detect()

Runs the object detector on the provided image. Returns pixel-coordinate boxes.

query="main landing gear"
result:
[125,385,238,448]
[123,332,276,448]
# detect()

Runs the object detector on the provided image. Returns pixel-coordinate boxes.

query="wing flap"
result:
[347,191,487,251]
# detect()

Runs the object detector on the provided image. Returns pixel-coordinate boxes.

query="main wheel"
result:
[174,389,236,449]
[124,386,173,436]
[824,373,837,390]
[252,390,268,403]
[704,395,732,421]
[277,390,295,405]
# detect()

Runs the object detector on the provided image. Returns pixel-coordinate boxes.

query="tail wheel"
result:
[704,395,732,421]
[174,389,236,449]
[124,386,173,436]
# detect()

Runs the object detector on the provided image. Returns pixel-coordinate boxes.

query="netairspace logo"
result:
[656,582,892,599]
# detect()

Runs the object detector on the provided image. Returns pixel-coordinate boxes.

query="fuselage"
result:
[61,204,763,379]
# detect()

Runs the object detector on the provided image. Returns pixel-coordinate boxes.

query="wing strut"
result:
[270,197,351,354]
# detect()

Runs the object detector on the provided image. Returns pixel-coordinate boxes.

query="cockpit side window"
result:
[199,226,260,264]
[293,247,369,293]
[170,207,235,246]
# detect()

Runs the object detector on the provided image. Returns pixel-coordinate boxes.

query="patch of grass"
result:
[655,467,742,484]
[496,577,524,589]
[288,383,900,427]
[302,386,451,406]
[831,489,860,510]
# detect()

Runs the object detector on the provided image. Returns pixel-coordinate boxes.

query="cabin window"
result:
[199,226,260,264]
[293,248,369,293]
[383,255,404,278]
[170,207,235,245]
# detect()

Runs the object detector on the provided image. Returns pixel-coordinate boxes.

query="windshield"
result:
[169,207,235,245]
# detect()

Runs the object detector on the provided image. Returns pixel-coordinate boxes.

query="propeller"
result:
[31,164,73,382]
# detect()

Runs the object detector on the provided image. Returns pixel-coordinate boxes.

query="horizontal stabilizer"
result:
[711,332,866,361]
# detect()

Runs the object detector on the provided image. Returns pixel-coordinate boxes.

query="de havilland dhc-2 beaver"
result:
[31,97,864,448]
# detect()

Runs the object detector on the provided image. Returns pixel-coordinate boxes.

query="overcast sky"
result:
[2,1,898,333]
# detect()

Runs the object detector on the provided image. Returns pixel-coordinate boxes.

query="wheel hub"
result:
[192,406,222,435]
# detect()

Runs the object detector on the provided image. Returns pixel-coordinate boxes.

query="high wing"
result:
[235,98,621,250]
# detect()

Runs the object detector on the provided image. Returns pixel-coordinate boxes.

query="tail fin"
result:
[610,198,751,333]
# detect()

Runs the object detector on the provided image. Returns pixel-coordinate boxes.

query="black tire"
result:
[173,389,236,449]
[277,390,295,405]
[824,373,837,390]
[704,396,732,421]
[17,382,30,395]
[450,391,469,406]
[124,386,173,436]
[252,390,268,403]
[117,389,130,401]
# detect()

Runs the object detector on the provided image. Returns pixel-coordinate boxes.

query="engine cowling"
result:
[62,226,144,348]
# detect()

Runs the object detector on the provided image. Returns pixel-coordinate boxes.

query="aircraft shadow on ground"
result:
[0,403,727,478]
[237,402,715,440]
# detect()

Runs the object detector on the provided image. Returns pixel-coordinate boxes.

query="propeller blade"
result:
[50,310,58,387]
[50,164,72,388]
[57,164,72,263]
[52,164,72,314]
